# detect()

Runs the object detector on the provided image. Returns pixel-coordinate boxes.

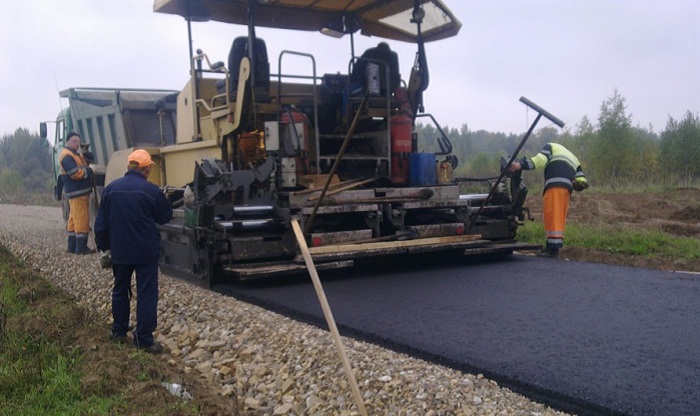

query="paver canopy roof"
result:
[153,0,461,43]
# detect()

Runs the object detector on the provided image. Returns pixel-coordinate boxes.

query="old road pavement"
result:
[218,253,700,416]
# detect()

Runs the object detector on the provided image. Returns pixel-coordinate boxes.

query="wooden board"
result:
[309,234,483,255]
[224,260,354,280]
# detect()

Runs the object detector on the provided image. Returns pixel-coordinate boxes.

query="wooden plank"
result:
[310,239,492,262]
[306,177,377,201]
[309,234,483,255]
[293,175,347,195]
[291,220,369,416]
[322,188,434,205]
[225,260,354,280]
[463,242,542,256]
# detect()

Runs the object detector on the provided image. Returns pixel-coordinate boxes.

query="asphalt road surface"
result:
[217,253,700,415]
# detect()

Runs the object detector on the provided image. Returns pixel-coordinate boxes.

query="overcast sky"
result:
[1,0,698,140]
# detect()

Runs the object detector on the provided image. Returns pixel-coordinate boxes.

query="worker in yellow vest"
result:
[511,142,589,258]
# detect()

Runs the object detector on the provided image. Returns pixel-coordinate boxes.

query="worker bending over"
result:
[510,142,589,258]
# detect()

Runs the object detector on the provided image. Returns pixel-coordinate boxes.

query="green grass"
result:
[517,221,700,260]
[0,265,120,415]
[0,343,117,415]
[0,243,208,416]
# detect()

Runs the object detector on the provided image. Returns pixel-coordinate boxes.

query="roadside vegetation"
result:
[417,90,700,193]
[0,244,228,416]
[518,219,700,261]
[517,183,700,261]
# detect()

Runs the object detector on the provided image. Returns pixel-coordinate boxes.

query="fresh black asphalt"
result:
[214,254,700,415]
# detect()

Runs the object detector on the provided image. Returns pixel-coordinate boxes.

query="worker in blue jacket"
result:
[94,149,173,354]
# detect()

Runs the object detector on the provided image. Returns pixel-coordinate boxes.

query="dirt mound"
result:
[670,205,700,222]
[528,188,700,232]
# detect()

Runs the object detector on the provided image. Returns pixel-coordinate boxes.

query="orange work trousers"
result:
[542,187,570,250]
[67,194,91,238]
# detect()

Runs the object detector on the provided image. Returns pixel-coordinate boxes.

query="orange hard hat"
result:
[127,149,154,168]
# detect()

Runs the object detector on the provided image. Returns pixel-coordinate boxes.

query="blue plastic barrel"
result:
[409,153,437,185]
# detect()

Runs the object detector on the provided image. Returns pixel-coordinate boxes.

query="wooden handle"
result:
[291,219,368,416]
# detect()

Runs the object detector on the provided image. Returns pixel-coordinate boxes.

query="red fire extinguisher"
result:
[390,113,412,184]
[280,108,310,175]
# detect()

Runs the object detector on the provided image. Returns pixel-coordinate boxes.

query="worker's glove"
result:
[500,156,515,177]
[83,152,95,164]
[573,180,589,192]
[99,250,112,269]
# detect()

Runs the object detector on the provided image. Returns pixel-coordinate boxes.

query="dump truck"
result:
[41,87,178,221]
[118,0,556,285]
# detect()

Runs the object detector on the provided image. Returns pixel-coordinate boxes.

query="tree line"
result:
[418,89,700,190]
[1,89,699,204]
[0,128,54,203]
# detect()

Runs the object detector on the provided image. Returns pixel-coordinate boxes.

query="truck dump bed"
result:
[58,87,178,168]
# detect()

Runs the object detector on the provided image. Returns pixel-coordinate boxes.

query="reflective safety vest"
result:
[522,143,587,193]
[59,148,93,199]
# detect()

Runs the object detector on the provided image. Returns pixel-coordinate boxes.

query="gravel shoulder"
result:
[0,203,569,415]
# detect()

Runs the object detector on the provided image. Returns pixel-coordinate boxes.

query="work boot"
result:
[109,333,128,345]
[536,248,560,259]
[137,341,164,355]
[66,235,76,253]
[75,237,96,255]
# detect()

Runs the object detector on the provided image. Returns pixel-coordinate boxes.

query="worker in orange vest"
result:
[59,132,95,254]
